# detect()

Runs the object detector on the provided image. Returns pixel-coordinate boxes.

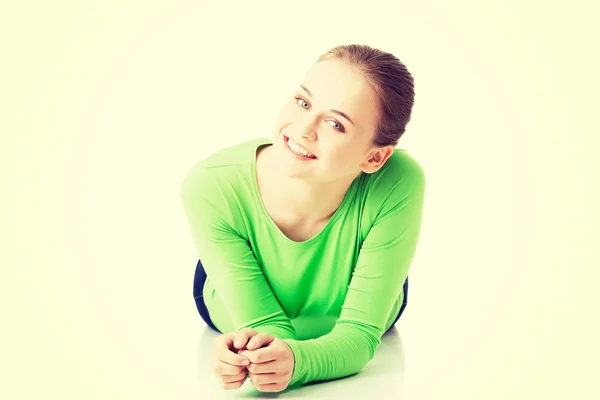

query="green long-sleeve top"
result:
[180,137,426,387]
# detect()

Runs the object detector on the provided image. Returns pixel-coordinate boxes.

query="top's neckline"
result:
[249,138,358,246]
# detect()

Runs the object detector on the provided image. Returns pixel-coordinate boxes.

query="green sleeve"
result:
[282,165,426,386]
[180,163,297,340]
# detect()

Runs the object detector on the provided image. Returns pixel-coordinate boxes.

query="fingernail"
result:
[234,340,241,347]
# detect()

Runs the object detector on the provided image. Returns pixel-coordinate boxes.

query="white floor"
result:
[7,253,596,399]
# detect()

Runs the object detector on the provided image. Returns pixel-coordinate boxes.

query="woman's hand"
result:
[210,328,260,390]
[238,333,295,393]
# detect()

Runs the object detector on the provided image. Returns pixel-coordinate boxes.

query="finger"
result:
[247,359,279,374]
[248,374,288,393]
[247,332,275,350]
[214,332,238,355]
[214,361,245,375]
[220,348,250,367]
[239,346,277,364]
[254,382,287,393]
[233,328,257,350]
[220,373,247,391]
[221,370,248,384]
[249,372,279,385]
[233,333,248,350]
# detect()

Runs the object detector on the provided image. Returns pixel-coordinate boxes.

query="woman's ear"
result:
[362,145,394,174]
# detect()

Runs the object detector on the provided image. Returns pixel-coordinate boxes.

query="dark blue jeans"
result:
[193,259,408,334]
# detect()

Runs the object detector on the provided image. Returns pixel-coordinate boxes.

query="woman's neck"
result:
[260,145,356,226]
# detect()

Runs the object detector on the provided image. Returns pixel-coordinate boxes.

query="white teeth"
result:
[287,138,315,158]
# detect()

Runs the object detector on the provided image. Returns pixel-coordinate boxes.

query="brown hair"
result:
[315,44,415,148]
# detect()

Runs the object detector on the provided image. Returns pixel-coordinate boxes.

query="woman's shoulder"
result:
[367,148,426,197]
[197,137,268,170]
[180,138,269,214]
[182,137,268,187]
[350,148,426,241]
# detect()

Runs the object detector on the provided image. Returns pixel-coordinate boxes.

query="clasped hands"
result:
[210,327,295,393]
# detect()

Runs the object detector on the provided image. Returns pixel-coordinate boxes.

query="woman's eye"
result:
[294,96,345,132]
[295,97,309,109]
[328,120,343,131]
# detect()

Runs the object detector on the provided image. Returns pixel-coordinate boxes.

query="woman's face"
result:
[270,59,390,184]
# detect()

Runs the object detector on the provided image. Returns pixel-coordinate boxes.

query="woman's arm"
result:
[180,163,297,340]
[281,158,426,386]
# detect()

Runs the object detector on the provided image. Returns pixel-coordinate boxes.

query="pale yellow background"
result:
[2,1,598,399]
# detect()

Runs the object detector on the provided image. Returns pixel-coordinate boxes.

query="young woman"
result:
[180,44,426,393]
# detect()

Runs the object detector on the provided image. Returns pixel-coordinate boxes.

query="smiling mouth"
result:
[284,135,318,159]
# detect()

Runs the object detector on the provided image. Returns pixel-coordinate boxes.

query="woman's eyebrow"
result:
[300,85,355,126]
